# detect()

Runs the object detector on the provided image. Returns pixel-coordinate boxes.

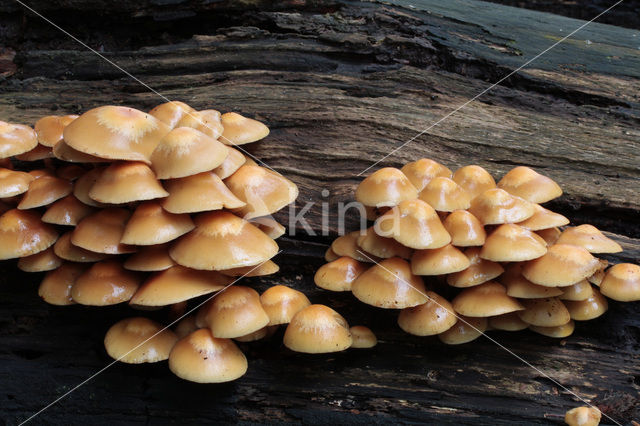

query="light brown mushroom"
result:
[356,226,413,259]
[564,288,608,321]
[199,286,269,338]
[71,260,141,305]
[53,140,108,163]
[467,188,535,225]
[564,406,601,426]
[500,264,564,298]
[219,260,280,277]
[177,109,224,140]
[73,167,108,207]
[411,244,470,275]
[349,326,377,348]
[17,247,62,272]
[446,247,504,288]
[220,112,269,145]
[400,158,452,192]
[442,210,486,247]
[517,298,571,327]
[516,204,569,231]
[536,227,562,246]
[556,225,623,254]
[398,291,457,336]
[497,166,562,203]
[529,321,575,338]
[162,171,245,213]
[250,216,286,239]
[0,209,58,259]
[452,282,524,317]
[0,121,37,158]
[522,244,600,287]
[489,312,529,331]
[15,144,54,161]
[283,304,352,353]
[0,168,34,198]
[213,147,246,179]
[34,114,78,147]
[451,165,496,199]
[260,285,312,325]
[559,280,594,301]
[480,224,547,262]
[599,263,640,302]
[71,208,135,254]
[438,316,487,345]
[314,256,369,292]
[42,194,95,226]
[38,262,86,305]
[356,167,418,207]
[418,177,471,212]
[104,317,178,363]
[331,230,378,262]
[54,232,110,263]
[121,201,194,245]
[88,161,169,204]
[148,101,195,128]
[124,244,175,272]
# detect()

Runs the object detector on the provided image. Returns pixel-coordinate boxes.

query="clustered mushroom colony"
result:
[316,159,640,346]
[0,102,373,384]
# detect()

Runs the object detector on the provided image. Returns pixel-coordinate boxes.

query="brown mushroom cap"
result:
[418,177,471,212]
[213,147,246,179]
[489,312,529,331]
[18,175,72,210]
[442,210,486,247]
[150,127,228,179]
[587,259,608,287]
[0,168,34,198]
[324,247,339,262]
[17,246,62,272]
[480,224,547,262]
[104,317,178,364]
[564,287,608,321]
[56,164,87,181]
[349,326,377,348]
[73,167,108,207]
[451,165,496,200]
[521,244,600,287]
[446,247,504,288]
[71,260,141,305]
[375,199,451,250]
[283,304,352,353]
[438,316,487,345]
[468,188,536,225]
[169,328,248,383]
[177,109,224,140]
[200,286,270,338]
[162,171,245,214]
[357,226,413,259]
[351,257,428,309]
[121,201,194,245]
[130,265,230,307]
[15,144,54,161]
[89,161,168,204]
[260,285,312,325]
[516,298,571,327]
[497,166,562,203]
[219,260,280,277]
[411,244,470,275]
[42,195,95,226]
[331,230,377,263]
[34,114,78,147]
[0,121,37,158]
[63,105,170,163]
[124,244,176,272]
[516,204,569,231]
[170,211,278,270]
[250,216,286,239]
[225,165,298,219]
[500,264,564,298]
[452,281,524,317]
[220,112,269,145]
[28,169,55,180]
[314,256,369,292]
[398,291,457,336]
[0,209,58,259]
[599,263,640,302]
[529,320,575,338]
[72,208,135,254]
[54,231,110,262]
[356,167,418,207]
[148,101,195,128]
[559,280,594,301]
[400,159,452,192]
[564,406,601,426]
[38,262,86,305]
[556,224,623,254]
[536,227,561,246]
[53,139,108,163]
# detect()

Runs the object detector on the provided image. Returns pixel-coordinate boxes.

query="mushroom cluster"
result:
[317,159,640,344]
[0,102,307,382]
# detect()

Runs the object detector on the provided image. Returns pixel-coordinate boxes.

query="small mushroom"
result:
[178,109,225,139]
[516,298,571,327]
[564,406,601,426]
[442,209,486,247]
[587,259,608,286]
[104,317,178,364]
[17,247,62,272]
[400,158,452,192]
[162,171,245,213]
[148,101,195,129]
[489,313,529,331]
[446,247,504,288]
[530,320,575,338]
[0,121,37,158]
[599,263,640,302]
[564,288,608,321]
[250,216,286,239]
[556,224,622,254]
[220,112,269,145]
[0,168,34,198]
[536,227,562,246]
[260,285,311,326]
[418,177,471,212]
[468,188,536,225]
[71,208,135,254]
[497,166,562,204]
[42,194,95,226]
[516,204,569,231]
[283,304,352,353]
[522,244,600,287]
[451,165,496,200]
[438,316,487,345]
[0,209,58,259]
[124,244,175,272]
[349,326,377,348]
[38,262,86,305]
[53,140,108,163]
[71,260,141,306]
[213,147,246,179]
[480,224,547,262]
[398,291,457,336]
[356,167,418,208]
[411,244,470,275]
[73,167,108,207]
[18,176,72,210]
[34,114,78,147]
[500,264,564,298]
[314,256,368,292]
[54,232,110,262]
[559,280,594,301]
[55,164,87,181]
[452,281,524,317]
[331,230,378,262]
[121,201,194,245]
[88,161,169,204]
[324,247,339,262]
[199,286,269,338]
[356,226,413,259]
[219,260,280,277]
[15,144,54,161]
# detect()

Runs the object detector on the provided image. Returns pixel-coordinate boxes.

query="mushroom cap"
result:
[411,244,470,275]
[42,194,95,226]
[56,164,87,181]
[18,246,62,272]
[587,259,608,287]
[452,281,524,317]
[375,199,451,250]
[283,304,352,353]
[500,264,564,298]
[73,167,108,207]
[0,209,58,259]
[468,188,536,225]
[351,257,428,309]
[556,224,623,253]
[200,286,270,338]
[124,244,175,272]
[451,165,496,200]
[536,227,561,246]
[418,177,471,212]
[260,285,312,325]
[63,105,170,163]
[71,260,141,306]
[0,121,37,158]
[314,256,369,292]
[28,169,54,179]
[349,326,377,348]
[235,326,272,343]
[89,161,168,204]
[250,216,286,239]
[521,244,600,287]
[356,226,412,259]
[438,316,487,345]
[398,291,457,336]
[564,406,601,426]
[104,317,178,364]
[72,208,135,254]
[54,231,110,262]
[170,211,278,270]
[15,144,54,161]
[18,176,72,209]
[219,260,280,277]
[213,147,246,179]
[130,265,230,306]
[162,171,245,214]
[446,247,504,288]
[220,112,269,145]
[324,247,339,262]
[497,166,562,203]
[225,165,298,219]
[34,114,78,147]
[442,210,486,247]
[148,101,195,128]
[150,127,228,179]
[121,201,194,245]
[331,230,378,262]
[53,140,108,163]
[480,224,547,262]
[559,280,594,301]
[38,262,86,305]
[364,205,390,221]
[516,204,569,231]
[0,168,34,197]
[356,167,418,208]
[177,109,224,140]
[564,287,608,321]
[516,298,571,327]
[488,312,529,331]
[400,159,452,192]
[169,328,247,383]
[174,316,198,339]
[599,263,640,302]
[530,320,575,338]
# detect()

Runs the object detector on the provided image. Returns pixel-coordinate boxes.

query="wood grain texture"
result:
[1,0,639,424]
